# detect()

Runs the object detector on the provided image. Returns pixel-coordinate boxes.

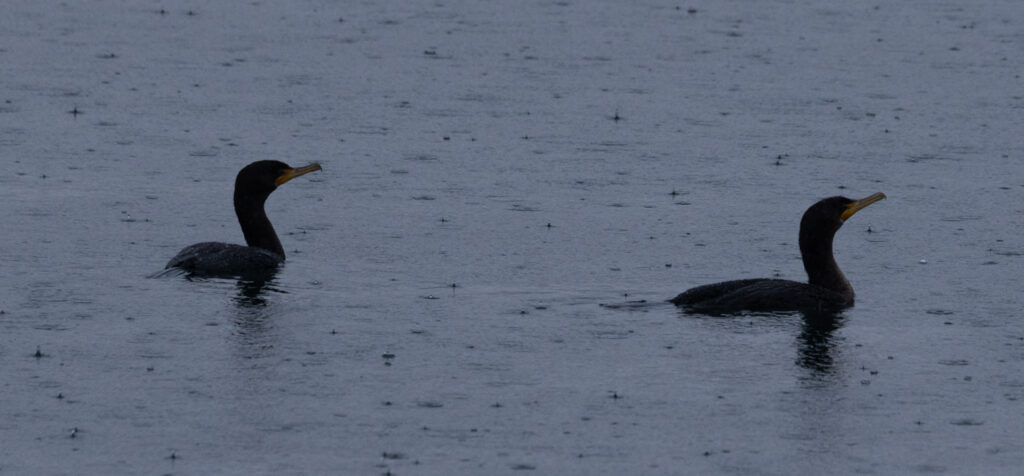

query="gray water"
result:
[2,1,1023,474]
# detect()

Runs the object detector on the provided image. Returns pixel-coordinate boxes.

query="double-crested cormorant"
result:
[671,192,886,313]
[165,160,322,276]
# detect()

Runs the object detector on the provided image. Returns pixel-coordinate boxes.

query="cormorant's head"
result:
[235,160,322,198]
[801,192,886,237]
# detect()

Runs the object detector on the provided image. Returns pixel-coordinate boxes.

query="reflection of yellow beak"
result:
[840,192,886,221]
[275,163,322,186]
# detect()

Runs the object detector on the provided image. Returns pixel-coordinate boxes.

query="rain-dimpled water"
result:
[2,1,1023,474]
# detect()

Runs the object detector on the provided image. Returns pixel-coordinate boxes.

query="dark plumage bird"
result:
[671,192,886,314]
[165,160,322,277]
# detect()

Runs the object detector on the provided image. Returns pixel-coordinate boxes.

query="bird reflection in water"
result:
[796,311,845,375]
[232,272,282,308]
[232,276,287,347]
[678,307,848,377]
[229,273,287,357]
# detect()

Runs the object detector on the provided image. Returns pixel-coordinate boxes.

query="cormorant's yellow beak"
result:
[840,192,886,221]
[275,163,322,186]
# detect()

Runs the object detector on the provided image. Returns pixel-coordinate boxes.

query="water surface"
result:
[2,0,1023,474]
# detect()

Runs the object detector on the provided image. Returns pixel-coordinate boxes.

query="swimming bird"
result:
[671,192,885,314]
[165,160,322,276]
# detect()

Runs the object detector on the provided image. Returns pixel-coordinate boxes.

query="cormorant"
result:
[671,192,885,313]
[165,160,322,276]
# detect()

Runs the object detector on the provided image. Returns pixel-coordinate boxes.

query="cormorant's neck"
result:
[234,191,285,259]
[799,226,852,299]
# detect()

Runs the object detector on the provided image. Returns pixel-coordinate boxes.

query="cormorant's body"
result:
[165,242,284,276]
[671,193,885,314]
[165,160,321,277]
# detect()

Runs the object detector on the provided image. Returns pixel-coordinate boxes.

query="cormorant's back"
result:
[166,242,283,277]
[671,278,851,314]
